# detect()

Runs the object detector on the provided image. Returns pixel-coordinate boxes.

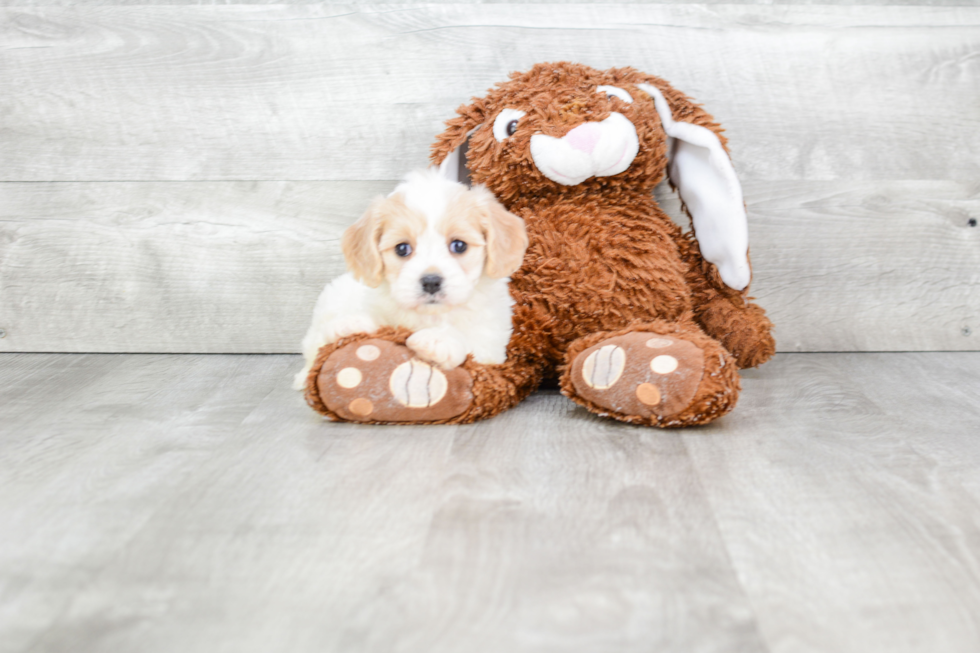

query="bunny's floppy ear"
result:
[431,101,488,187]
[637,83,750,291]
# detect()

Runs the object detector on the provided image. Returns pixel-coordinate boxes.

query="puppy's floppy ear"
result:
[341,197,385,288]
[636,79,751,292]
[431,99,487,186]
[474,186,528,279]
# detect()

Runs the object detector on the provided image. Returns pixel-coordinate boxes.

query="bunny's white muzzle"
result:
[529,112,640,186]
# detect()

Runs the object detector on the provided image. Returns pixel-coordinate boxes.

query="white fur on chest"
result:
[293,272,514,389]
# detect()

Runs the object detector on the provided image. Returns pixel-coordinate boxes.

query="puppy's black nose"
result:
[420,274,443,295]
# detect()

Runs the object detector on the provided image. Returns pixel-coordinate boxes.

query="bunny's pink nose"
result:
[563,122,601,154]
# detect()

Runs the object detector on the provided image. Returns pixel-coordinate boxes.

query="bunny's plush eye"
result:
[596,86,633,104]
[493,109,527,142]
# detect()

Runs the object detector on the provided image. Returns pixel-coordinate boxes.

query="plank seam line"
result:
[678,431,774,653]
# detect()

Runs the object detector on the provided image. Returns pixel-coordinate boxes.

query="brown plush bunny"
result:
[305,62,774,427]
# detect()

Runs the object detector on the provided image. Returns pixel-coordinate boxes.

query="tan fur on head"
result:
[473,186,529,278]
[344,181,526,290]
[341,196,388,288]
[373,194,430,290]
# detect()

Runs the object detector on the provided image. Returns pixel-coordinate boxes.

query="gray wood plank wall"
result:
[1,4,978,352]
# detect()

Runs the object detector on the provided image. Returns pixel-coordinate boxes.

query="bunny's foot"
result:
[305,333,473,423]
[695,295,775,369]
[303,327,545,424]
[560,323,741,427]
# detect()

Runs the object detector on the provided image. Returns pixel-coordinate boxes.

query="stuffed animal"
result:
[304,62,775,427]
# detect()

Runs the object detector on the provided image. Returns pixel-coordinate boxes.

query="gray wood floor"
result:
[2,352,979,652]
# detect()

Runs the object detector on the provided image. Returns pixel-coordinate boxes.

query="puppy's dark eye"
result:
[449,240,468,254]
[394,242,412,257]
[506,120,518,136]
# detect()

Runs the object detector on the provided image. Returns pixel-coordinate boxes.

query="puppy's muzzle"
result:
[420,274,443,295]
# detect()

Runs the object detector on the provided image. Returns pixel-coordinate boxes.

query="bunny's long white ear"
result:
[436,128,479,187]
[638,83,750,291]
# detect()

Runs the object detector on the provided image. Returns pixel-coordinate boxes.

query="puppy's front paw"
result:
[322,315,378,344]
[407,328,469,370]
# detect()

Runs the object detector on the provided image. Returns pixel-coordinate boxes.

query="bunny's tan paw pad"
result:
[568,333,705,419]
[312,339,473,423]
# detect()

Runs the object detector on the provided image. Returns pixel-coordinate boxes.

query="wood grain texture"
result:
[749,180,980,352]
[0,352,767,653]
[684,353,980,652]
[2,4,979,181]
[1,352,979,652]
[2,180,977,353]
[2,3,978,353]
[0,180,394,352]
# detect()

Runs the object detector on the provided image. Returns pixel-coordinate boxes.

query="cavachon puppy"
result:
[296,169,527,422]
[304,62,775,426]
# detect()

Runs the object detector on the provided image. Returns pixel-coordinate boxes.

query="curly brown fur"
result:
[676,233,776,368]
[310,62,773,427]
[435,62,771,417]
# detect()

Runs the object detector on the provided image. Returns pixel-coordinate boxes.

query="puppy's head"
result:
[342,169,527,313]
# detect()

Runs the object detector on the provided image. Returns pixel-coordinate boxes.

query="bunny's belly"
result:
[510,200,694,348]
